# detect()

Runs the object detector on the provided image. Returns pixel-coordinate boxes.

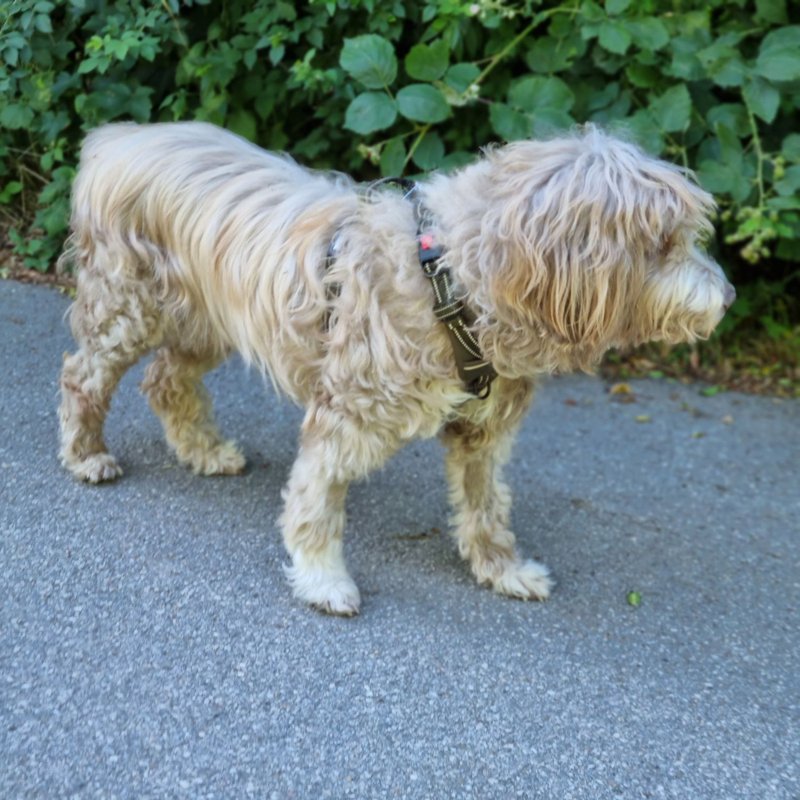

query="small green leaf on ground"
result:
[634,414,651,423]
[692,431,707,439]
[610,382,636,403]
[627,590,642,607]
[700,385,722,397]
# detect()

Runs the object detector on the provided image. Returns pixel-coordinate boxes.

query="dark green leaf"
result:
[697,161,737,194]
[396,84,450,123]
[697,40,747,87]
[625,18,669,52]
[0,103,35,129]
[598,21,631,55]
[531,107,574,137]
[743,77,780,123]
[0,181,23,204]
[583,81,620,112]
[782,133,800,163]
[697,154,752,202]
[34,14,52,33]
[710,57,747,88]
[340,35,397,89]
[580,0,605,24]
[706,104,749,138]
[344,92,397,134]
[649,84,691,132]
[667,38,704,81]
[380,138,406,176]
[715,122,743,170]
[490,103,532,141]
[269,44,285,66]
[625,62,659,88]
[755,0,787,24]
[755,47,800,81]
[606,0,631,14]
[127,87,152,123]
[775,165,800,197]
[526,35,585,73]
[440,151,475,172]
[768,195,800,211]
[444,63,479,93]
[758,25,799,52]
[589,90,631,123]
[228,109,257,141]
[756,26,800,81]
[509,76,574,113]
[405,40,449,82]
[620,109,664,155]
[412,131,444,170]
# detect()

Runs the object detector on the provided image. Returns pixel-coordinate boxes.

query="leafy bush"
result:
[1,0,798,332]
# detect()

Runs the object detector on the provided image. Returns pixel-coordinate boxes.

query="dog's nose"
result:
[723,283,736,311]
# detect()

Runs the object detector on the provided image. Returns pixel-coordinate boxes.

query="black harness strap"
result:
[417,232,497,399]
[324,178,497,399]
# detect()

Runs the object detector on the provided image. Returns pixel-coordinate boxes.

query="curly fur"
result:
[58,121,733,615]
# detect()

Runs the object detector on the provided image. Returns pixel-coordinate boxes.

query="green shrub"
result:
[1,0,799,323]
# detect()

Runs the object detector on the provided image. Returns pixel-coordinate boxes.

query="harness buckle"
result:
[418,232,444,279]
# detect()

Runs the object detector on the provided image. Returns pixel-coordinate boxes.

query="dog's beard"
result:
[637,248,731,345]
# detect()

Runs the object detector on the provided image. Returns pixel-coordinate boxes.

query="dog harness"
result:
[325,178,497,399]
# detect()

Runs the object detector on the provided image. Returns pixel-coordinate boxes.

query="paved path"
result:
[2,280,798,799]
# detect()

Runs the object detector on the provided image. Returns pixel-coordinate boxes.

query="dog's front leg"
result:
[280,442,356,615]
[280,405,395,616]
[441,419,552,601]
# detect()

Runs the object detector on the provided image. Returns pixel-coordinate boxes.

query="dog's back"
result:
[61,122,359,382]
[68,121,319,267]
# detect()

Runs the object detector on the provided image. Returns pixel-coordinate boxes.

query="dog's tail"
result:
[56,124,128,272]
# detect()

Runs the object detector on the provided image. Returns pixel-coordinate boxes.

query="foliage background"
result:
[1,0,798,389]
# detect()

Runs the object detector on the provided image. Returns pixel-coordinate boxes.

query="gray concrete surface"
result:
[1,279,798,799]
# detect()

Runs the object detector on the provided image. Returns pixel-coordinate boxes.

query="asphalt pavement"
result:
[2,279,798,799]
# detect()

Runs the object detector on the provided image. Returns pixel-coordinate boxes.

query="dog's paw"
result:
[284,563,361,617]
[492,559,553,601]
[310,581,361,617]
[69,453,124,484]
[187,440,246,476]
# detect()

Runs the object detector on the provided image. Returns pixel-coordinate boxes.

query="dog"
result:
[58,121,734,615]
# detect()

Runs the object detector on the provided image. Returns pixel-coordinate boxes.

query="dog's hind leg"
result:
[141,346,245,476]
[59,272,163,483]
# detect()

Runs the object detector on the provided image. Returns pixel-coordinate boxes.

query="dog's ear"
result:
[479,133,714,348]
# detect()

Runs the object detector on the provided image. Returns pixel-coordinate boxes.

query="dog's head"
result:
[479,127,734,370]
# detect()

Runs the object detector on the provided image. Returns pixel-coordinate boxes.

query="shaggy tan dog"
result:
[59,122,734,615]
